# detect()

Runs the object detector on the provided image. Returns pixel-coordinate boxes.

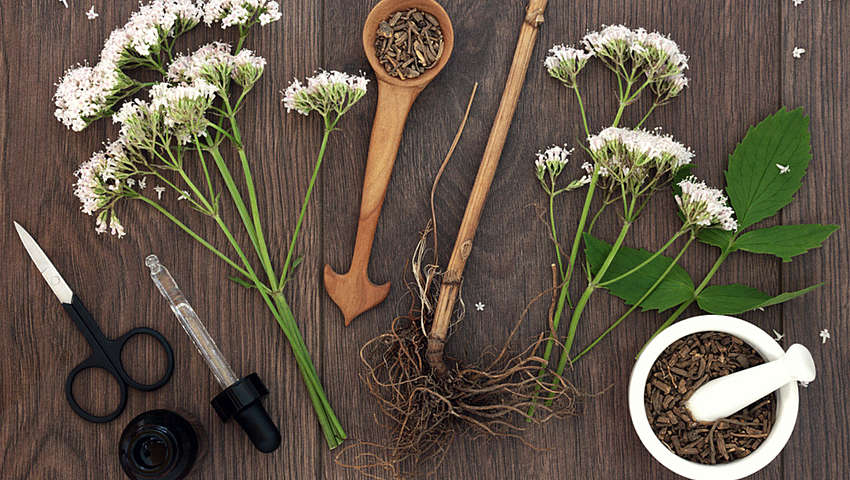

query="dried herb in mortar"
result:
[645,332,776,465]
[375,8,444,80]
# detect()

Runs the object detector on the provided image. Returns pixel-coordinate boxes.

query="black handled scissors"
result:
[15,222,175,423]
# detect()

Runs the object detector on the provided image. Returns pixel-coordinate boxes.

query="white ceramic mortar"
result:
[628,315,800,479]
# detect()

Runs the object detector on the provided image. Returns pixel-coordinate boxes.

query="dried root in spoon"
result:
[375,8,444,80]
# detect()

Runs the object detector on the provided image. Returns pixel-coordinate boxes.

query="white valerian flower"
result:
[86,6,99,20]
[588,127,694,179]
[475,302,485,311]
[819,328,830,343]
[535,145,572,180]
[545,44,593,87]
[54,64,135,131]
[203,0,282,28]
[772,329,784,342]
[113,98,161,150]
[582,24,635,67]
[138,177,147,189]
[282,70,369,118]
[792,47,806,59]
[231,49,267,88]
[101,0,203,66]
[55,0,205,131]
[60,0,68,8]
[177,190,190,201]
[793,0,804,6]
[776,164,791,174]
[168,41,234,86]
[154,186,166,200]
[582,25,689,104]
[74,140,136,237]
[149,80,217,143]
[675,176,738,231]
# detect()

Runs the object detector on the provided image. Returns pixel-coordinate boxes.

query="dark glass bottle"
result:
[118,410,204,479]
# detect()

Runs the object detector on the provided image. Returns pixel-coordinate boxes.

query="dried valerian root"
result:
[335,231,582,479]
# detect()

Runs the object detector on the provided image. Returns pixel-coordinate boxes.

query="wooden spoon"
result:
[324,0,454,326]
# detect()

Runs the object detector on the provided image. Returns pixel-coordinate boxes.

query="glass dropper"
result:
[146,254,281,453]
[145,255,239,389]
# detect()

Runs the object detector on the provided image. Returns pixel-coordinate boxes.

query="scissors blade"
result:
[14,221,74,304]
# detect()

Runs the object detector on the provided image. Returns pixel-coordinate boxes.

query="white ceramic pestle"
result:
[686,343,816,423]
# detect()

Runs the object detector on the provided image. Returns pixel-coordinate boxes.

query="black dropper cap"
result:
[211,373,281,453]
[119,410,199,480]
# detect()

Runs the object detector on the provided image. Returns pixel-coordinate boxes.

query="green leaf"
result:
[735,224,839,262]
[584,233,695,312]
[758,283,824,308]
[725,107,812,230]
[696,283,823,315]
[228,275,255,289]
[697,227,735,250]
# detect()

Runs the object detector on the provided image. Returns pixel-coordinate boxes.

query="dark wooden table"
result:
[2,1,847,478]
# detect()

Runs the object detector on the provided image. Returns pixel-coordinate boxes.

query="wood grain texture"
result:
[1,1,847,479]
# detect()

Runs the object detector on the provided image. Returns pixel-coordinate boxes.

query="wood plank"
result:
[780,1,850,479]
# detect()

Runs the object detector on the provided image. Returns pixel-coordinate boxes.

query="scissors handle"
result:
[110,327,175,391]
[65,356,129,423]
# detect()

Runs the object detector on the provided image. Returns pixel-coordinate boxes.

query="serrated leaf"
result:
[735,224,839,262]
[697,227,735,250]
[725,108,812,230]
[696,283,823,315]
[584,233,695,312]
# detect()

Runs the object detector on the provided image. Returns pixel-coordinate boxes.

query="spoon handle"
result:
[325,79,422,325]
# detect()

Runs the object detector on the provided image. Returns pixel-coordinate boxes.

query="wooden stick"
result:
[426,0,549,376]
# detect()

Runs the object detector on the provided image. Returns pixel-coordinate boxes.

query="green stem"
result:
[279,118,335,287]
[527,165,601,417]
[549,188,565,279]
[558,220,632,367]
[208,146,260,254]
[572,85,591,138]
[222,97,278,289]
[573,234,695,362]
[611,81,632,127]
[598,228,686,287]
[636,102,659,129]
[137,196,250,278]
[194,136,217,204]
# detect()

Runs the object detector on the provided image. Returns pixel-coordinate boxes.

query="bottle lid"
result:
[119,410,199,480]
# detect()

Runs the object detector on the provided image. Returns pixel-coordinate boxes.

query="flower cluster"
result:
[203,0,282,28]
[54,0,204,131]
[587,127,693,185]
[150,80,218,143]
[282,71,369,119]
[544,44,593,87]
[54,64,135,131]
[168,41,266,89]
[582,25,689,103]
[102,0,202,64]
[675,176,738,231]
[533,145,591,193]
[73,140,138,237]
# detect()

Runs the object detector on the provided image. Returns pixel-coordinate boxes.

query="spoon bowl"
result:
[362,0,454,88]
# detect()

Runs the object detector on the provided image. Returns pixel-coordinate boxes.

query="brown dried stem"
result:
[427,0,549,375]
